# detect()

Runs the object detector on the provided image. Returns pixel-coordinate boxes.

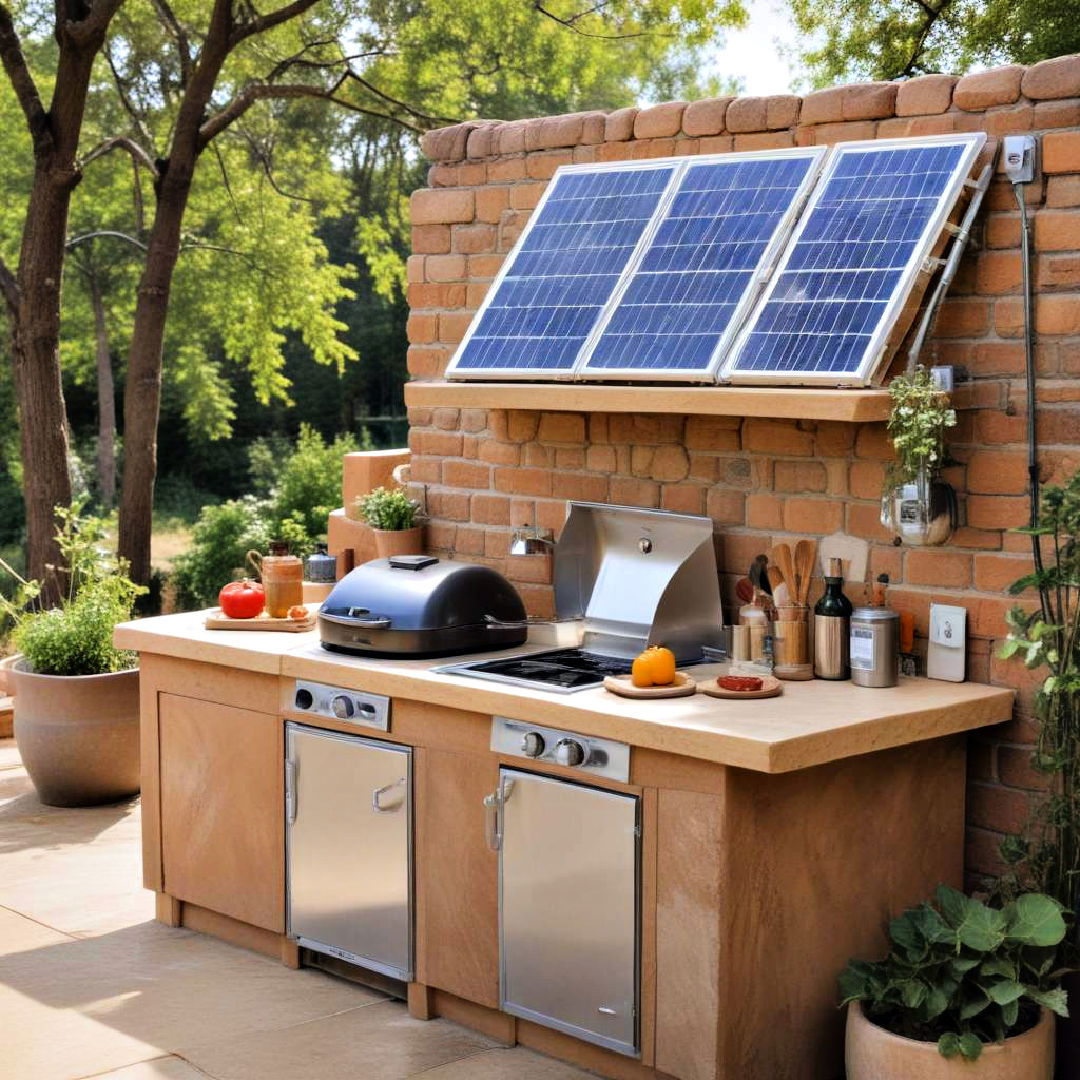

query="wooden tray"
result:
[205,608,316,633]
[697,674,783,700]
[603,671,697,699]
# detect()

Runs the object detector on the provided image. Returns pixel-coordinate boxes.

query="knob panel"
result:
[521,731,546,758]
[332,694,356,719]
[554,738,587,768]
[294,688,314,710]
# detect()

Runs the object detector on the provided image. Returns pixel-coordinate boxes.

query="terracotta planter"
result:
[0,652,21,696]
[11,661,140,807]
[1055,972,1080,1079]
[372,526,424,559]
[847,1002,1055,1080]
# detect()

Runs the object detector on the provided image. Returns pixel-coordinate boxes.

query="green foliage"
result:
[885,367,957,488]
[170,426,359,608]
[356,486,419,531]
[790,0,1080,87]
[838,885,1068,1061]
[997,469,1080,962]
[0,501,144,676]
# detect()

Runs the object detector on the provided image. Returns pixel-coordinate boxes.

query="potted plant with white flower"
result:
[880,366,959,546]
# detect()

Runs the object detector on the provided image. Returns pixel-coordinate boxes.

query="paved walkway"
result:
[0,739,590,1080]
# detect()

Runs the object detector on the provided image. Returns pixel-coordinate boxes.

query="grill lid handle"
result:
[388,554,439,570]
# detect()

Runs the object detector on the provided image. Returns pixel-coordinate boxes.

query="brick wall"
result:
[404,59,1080,885]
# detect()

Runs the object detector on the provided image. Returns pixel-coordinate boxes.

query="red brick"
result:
[974,250,1021,294]
[550,473,610,501]
[1034,210,1080,251]
[487,155,526,183]
[951,527,1003,551]
[465,123,500,158]
[997,746,1051,792]
[800,86,845,126]
[742,419,814,456]
[1038,254,1080,290]
[477,440,520,466]
[697,135,734,155]
[437,312,472,346]
[967,781,1031,833]
[1035,98,1080,129]
[734,131,796,151]
[457,161,486,187]
[767,95,801,129]
[411,187,474,226]
[410,429,463,457]
[662,483,707,514]
[983,104,1034,137]
[526,112,588,151]
[471,494,510,525]
[554,447,585,470]
[974,553,1033,593]
[953,65,1024,111]
[1037,292,1080,335]
[783,497,843,535]
[842,82,897,120]
[814,422,855,456]
[966,825,1008,880]
[747,493,784,529]
[428,489,470,521]
[649,445,690,482]
[609,477,660,507]
[905,549,972,589]
[442,461,490,489]
[537,412,586,443]
[412,224,451,254]
[634,101,687,139]
[474,187,509,224]
[604,107,637,142]
[854,424,895,461]
[1043,131,1080,174]
[585,445,617,472]
[774,460,827,493]
[425,254,466,283]
[608,414,684,444]
[450,224,496,255]
[523,443,553,468]
[706,488,745,523]
[682,97,732,137]
[406,313,438,345]
[406,346,448,379]
[984,213,1021,249]
[966,495,1029,530]
[895,74,957,116]
[685,416,741,451]
[849,461,886,500]
[847,501,893,542]
[967,450,1030,495]
[1021,54,1080,100]
[493,467,552,497]
[432,407,460,430]
[725,96,768,133]
[935,298,991,336]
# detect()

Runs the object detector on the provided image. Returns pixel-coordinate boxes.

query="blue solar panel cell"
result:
[582,151,824,377]
[725,136,984,383]
[450,164,677,375]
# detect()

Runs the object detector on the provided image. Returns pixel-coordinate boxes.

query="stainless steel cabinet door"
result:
[499,768,639,1056]
[286,724,412,979]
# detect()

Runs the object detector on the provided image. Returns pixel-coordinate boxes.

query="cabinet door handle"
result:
[372,776,407,813]
[285,759,298,825]
[483,777,515,851]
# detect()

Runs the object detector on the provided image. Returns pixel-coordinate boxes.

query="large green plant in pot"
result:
[1,503,145,806]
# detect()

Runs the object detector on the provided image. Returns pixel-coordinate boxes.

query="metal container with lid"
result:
[849,606,900,688]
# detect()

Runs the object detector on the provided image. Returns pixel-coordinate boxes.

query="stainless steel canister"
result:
[849,606,900,688]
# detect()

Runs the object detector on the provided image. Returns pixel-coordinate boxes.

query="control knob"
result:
[331,694,355,719]
[294,687,314,710]
[520,731,545,758]
[554,738,587,768]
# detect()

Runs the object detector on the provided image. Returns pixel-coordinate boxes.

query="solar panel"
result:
[446,163,679,380]
[722,134,986,386]
[578,148,826,381]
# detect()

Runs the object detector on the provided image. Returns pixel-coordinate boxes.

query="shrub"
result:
[356,486,419,531]
[839,885,1068,1061]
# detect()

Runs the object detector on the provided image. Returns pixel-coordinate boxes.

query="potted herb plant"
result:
[997,468,1080,1075]
[880,366,958,546]
[355,486,424,559]
[0,503,145,806]
[840,885,1067,1079]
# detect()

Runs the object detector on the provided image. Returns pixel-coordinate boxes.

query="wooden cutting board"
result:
[603,671,697,698]
[697,674,783,700]
[204,608,316,633]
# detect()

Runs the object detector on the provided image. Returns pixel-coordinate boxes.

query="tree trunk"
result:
[89,274,116,507]
[117,169,194,585]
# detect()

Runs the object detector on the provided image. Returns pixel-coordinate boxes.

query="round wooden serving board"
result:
[603,671,697,699]
[697,674,783,700]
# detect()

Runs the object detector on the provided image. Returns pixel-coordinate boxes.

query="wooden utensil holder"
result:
[774,604,813,680]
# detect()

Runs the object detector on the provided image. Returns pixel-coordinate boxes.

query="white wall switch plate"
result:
[927,603,966,682]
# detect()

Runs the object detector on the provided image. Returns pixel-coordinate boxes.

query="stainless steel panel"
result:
[499,768,639,1056]
[490,717,630,783]
[285,723,412,979]
[291,680,390,731]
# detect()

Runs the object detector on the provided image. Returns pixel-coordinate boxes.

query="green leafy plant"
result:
[885,366,958,489]
[356,487,420,532]
[998,469,1080,963]
[839,885,1068,1061]
[0,501,144,676]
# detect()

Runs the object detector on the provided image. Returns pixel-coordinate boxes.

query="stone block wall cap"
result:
[895,73,958,117]
[1021,53,1080,100]
[953,63,1026,111]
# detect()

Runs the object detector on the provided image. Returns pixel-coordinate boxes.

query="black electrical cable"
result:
[1013,181,1050,621]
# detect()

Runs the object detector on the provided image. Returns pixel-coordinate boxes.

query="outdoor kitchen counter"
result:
[116,611,1014,773]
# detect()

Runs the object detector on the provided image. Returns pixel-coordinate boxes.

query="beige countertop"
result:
[116,611,1015,773]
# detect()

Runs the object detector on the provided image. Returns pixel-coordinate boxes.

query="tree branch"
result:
[66,229,148,251]
[0,5,48,142]
[230,0,320,46]
[83,135,160,177]
[63,0,127,46]
[0,252,19,316]
[198,78,424,146]
[532,1,652,39]
[149,0,192,85]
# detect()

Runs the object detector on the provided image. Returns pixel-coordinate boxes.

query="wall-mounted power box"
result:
[1003,135,1037,184]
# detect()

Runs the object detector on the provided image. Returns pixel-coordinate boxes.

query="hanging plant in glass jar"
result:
[880,367,959,546]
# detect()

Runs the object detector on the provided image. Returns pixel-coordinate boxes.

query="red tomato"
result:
[219,579,265,619]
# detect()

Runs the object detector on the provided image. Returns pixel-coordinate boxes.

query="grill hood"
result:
[319,555,527,658]
[553,503,723,662]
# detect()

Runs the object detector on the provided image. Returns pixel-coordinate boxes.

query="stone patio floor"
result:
[0,738,591,1080]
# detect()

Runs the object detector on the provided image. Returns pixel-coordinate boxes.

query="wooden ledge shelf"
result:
[404,380,891,423]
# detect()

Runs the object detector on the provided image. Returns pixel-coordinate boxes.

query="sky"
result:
[704,2,808,97]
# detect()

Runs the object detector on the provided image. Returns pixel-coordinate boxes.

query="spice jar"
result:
[248,541,304,618]
[850,606,900,688]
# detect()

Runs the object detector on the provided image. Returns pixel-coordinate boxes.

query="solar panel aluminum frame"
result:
[444,159,682,382]
[719,132,987,388]
[575,146,829,384]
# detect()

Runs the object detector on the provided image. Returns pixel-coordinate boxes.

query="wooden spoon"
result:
[794,538,817,606]
[770,543,797,600]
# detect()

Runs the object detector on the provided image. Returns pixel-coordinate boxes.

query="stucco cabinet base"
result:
[118,616,1014,1080]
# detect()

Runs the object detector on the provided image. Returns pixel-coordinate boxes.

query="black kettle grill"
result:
[318,555,528,658]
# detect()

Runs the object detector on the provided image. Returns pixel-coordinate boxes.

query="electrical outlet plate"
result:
[927,603,966,682]
[1003,135,1037,184]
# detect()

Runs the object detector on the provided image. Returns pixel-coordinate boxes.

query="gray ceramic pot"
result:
[11,661,140,807]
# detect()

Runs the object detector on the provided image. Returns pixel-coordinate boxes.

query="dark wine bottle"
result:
[814,557,854,680]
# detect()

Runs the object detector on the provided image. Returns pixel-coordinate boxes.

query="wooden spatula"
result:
[794,538,817,605]
[770,543,797,600]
